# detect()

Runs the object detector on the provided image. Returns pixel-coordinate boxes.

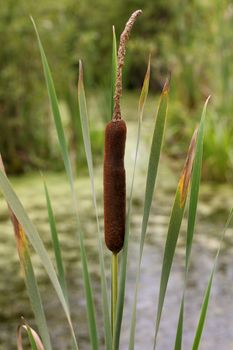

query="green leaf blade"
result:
[139,77,169,259]
[31,18,98,350]
[22,253,51,350]
[43,179,69,305]
[186,97,211,267]
[128,55,152,350]
[78,61,111,350]
[30,16,75,199]
[0,169,79,349]
[154,190,185,344]
[174,298,184,350]
[113,57,151,350]
[0,158,52,350]
[192,209,233,350]
[174,97,210,350]
[153,128,198,349]
[127,72,168,350]
[192,271,214,350]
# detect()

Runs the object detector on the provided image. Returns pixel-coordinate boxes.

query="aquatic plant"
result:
[0,9,232,350]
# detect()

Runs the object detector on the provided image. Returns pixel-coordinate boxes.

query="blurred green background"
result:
[1,2,233,349]
[1,0,233,180]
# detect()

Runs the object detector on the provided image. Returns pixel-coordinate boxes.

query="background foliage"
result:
[1,0,233,180]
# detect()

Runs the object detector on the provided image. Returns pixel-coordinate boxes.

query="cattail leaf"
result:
[113,57,150,350]
[17,319,45,350]
[192,270,214,350]
[174,297,184,350]
[0,168,78,349]
[126,73,167,350]
[0,159,52,350]
[138,55,150,119]
[177,128,198,209]
[32,18,99,350]
[192,209,233,350]
[111,26,117,118]
[139,76,169,260]
[78,61,111,350]
[43,179,69,306]
[174,97,210,350]
[153,128,198,349]
[16,233,51,350]
[127,55,151,350]
[186,97,210,267]
[30,17,74,193]
[16,250,50,350]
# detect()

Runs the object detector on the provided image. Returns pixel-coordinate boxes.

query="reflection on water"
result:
[0,119,233,349]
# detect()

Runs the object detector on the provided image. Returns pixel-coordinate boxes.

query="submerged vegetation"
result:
[0,6,233,350]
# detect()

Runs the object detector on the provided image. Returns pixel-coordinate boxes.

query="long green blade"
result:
[192,271,214,350]
[192,209,233,350]
[174,298,184,350]
[0,159,52,350]
[127,71,168,350]
[78,61,111,350]
[111,26,117,118]
[174,97,210,350]
[186,98,210,268]
[31,18,98,350]
[20,254,50,350]
[113,57,151,350]
[0,169,78,349]
[140,77,170,259]
[153,190,186,349]
[43,179,69,305]
[127,55,152,350]
[17,237,51,350]
[30,18,73,191]
[153,128,198,349]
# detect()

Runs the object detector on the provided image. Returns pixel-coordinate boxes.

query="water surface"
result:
[0,116,233,349]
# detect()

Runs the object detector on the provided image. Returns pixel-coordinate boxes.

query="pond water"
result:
[0,116,233,350]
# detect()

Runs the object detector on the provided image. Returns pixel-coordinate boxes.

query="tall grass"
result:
[0,11,232,350]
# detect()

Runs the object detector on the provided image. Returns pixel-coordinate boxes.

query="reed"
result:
[0,9,232,350]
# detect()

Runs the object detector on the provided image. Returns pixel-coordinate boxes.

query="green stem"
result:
[111,253,118,335]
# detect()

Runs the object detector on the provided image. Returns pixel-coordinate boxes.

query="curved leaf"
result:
[153,128,198,349]
[113,57,151,350]
[78,61,111,349]
[174,97,210,350]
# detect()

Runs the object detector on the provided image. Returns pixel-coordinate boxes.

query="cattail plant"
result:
[103,9,142,334]
[0,9,232,350]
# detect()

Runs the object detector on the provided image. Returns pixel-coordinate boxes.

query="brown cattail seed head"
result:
[104,119,127,253]
[104,10,141,253]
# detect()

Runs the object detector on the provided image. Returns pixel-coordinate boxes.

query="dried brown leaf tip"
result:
[162,72,171,96]
[0,155,27,252]
[113,9,142,120]
[78,60,83,92]
[178,128,198,207]
[0,154,6,175]
[11,216,28,253]
[138,54,151,113]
